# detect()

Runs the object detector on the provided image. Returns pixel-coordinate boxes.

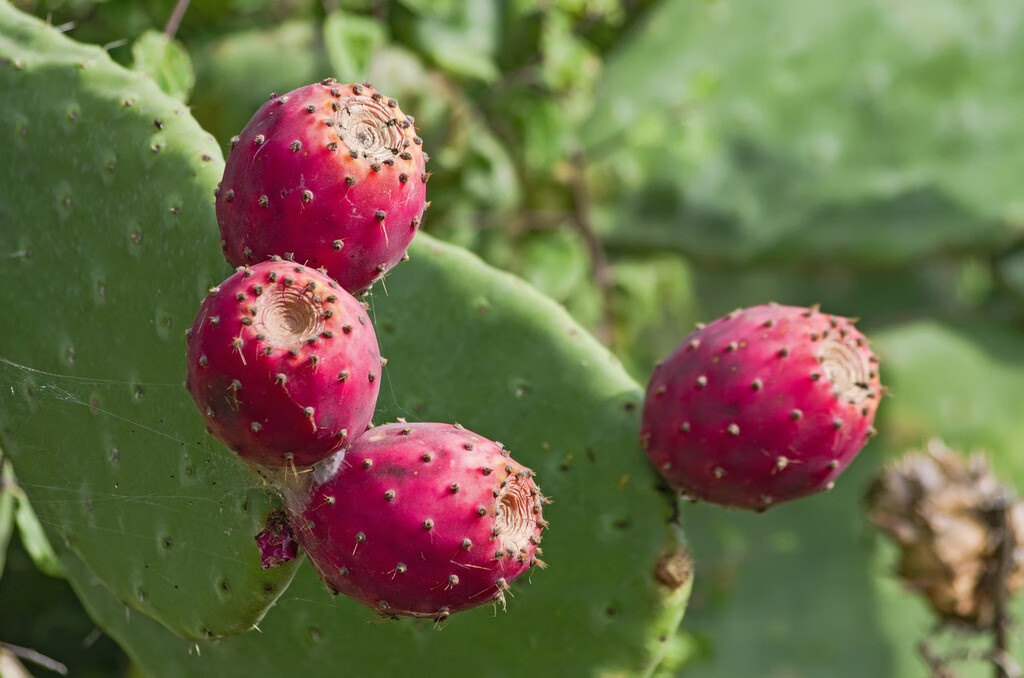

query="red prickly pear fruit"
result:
[640,304,882,511]
[292,422,547,620]
[216,79,427,295]
[185,259,381,468]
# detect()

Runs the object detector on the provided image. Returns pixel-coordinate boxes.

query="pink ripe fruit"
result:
[292,422,547,621]
[640,304,882,511]
[185,259,381,468]
[216,79,427,294]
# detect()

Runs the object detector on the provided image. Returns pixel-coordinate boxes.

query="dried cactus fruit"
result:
[865,438,1024,628]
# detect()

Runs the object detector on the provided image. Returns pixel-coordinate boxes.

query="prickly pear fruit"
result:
[185,259,381,468]
[215,79,427,294]
[640,304,882,511]
[292,422,547,621]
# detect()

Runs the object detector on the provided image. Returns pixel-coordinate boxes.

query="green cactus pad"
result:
[0,2,688,674]
[60,233,691,677]
[588,0,1022,267]
[0,1,299,640]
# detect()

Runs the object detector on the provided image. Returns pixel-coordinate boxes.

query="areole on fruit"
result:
[255,285,324,350]
[495,476,534,554]
[334,96,405,163]
[819,337,872,404]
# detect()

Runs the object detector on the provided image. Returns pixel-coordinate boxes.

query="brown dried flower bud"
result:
[865,439,1024,628]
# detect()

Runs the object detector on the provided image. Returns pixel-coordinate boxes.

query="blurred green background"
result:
[3,0,1024,675]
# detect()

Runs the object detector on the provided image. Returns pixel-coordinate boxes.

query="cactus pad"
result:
[0,1,300,640]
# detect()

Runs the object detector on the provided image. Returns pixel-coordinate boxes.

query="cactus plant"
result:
[0,3,689,675]
[9,0,1024,675]
[0,1,301,639]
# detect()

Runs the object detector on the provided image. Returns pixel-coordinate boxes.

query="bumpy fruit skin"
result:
[293,422,547,620]
[185,259,381,467]
[640,304,882,511]
[216,79,427,294]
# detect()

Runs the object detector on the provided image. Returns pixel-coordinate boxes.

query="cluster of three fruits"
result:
[184,80,545,621]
